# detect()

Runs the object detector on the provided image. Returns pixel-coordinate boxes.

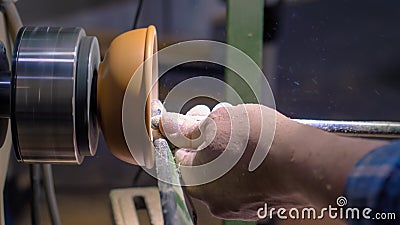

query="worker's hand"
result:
[159,104,387,221]
[159,104,312,220]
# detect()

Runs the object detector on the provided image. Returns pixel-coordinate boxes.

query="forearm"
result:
[287,122,388,207]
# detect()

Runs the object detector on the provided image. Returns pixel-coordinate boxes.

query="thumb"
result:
[159,112,204,149]
[175,148,197,166]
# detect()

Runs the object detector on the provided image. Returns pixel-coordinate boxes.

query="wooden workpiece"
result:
[97,25,158,165]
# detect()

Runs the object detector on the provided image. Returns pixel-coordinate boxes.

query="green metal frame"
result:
[224,0,264,224]
[225,0,264,104]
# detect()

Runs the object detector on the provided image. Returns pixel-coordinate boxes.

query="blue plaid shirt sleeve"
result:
[345,140,400,224]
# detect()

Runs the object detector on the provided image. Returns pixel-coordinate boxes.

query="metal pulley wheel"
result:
[10,26,100,164]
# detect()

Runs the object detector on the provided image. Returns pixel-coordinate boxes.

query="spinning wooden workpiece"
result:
[98,25,158,166]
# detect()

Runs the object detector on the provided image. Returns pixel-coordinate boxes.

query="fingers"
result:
[186,104,210,120]
[159,102,233,151]
[159,112,203,149]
